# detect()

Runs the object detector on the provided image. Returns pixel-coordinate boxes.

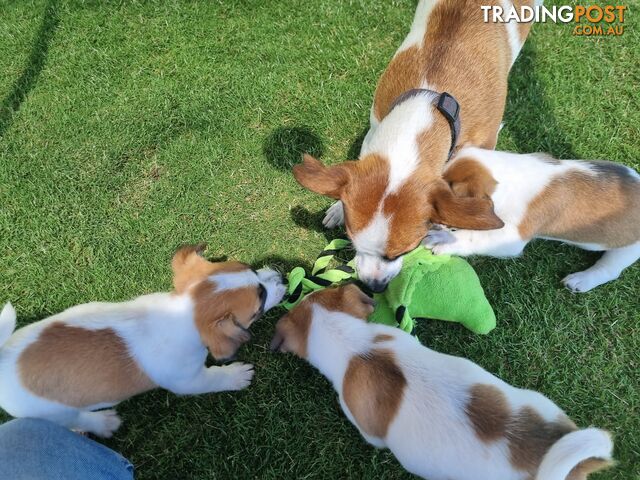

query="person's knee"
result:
[0,418,77,445]
[0,418,134,480]
[2,417,58,433]
[0,417,64,443]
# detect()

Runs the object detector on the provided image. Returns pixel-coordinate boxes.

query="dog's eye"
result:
[253,283,267,318]
[383,240,423,262]
[258,284,267,304]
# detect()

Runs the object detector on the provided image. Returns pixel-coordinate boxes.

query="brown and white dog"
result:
[0,245,286,437]
[271,285,613,480]
[293,0,538,291]
[425,147,640,292]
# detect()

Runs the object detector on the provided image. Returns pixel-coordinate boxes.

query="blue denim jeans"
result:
[0,418,134,480]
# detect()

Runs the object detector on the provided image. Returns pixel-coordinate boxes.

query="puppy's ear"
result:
[293,154,350,199]
[206,313,250,360]
[309,285,374,320]
[270,306,311,358]
[270,326,285,352]
[443,157,498,199]
[430,181,504,230]
[172,244,212,293]
[341,284,376,319]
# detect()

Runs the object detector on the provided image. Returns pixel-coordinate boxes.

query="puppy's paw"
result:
[562,271,606,293]
[423,229,456,248]
[430,243,461,256]
[85,410,122,438]
[323,201,344,229]
[219,362,255,391]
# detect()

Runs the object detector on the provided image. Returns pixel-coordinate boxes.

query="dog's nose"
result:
[367,279,388,293]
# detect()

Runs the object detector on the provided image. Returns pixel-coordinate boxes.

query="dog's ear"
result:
[205,313,250,360]
[305,285,375,321]
[270,306,311,357]
[430,181,504,230]
[172,244,212,293]
[338,284,376,319]
[269,327,285,352]
[293,154,350,199]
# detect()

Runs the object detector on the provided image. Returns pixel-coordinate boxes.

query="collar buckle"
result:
[389,89,461,161]
[435,91,460,160]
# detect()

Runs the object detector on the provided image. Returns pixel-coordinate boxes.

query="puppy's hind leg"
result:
[42,409,122,438]
[563,242,640,293]
[74,410,122,438]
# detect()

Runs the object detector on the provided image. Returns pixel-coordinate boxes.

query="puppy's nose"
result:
[367,279,388,294]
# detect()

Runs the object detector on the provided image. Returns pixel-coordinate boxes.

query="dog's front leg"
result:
[323,201,345,228]
[168,363,254,395]
[424,225,527,258]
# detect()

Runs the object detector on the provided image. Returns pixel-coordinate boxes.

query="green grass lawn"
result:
[1,0,639,478]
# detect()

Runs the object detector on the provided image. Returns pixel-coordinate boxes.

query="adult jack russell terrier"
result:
[293,0,538,291]
[0,245,286,437]
[425,147,640,292]
[271,285,613,480]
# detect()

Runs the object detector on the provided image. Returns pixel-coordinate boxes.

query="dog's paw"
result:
[562,271,605,293]
[423,229,457,249]
[220,362,255,391]
[85,410,122,438]
[430,243,461,256]
[323,201,344,229]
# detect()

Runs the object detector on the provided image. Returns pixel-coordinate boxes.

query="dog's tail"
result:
[536,428,613,480]
[0,303,16,347]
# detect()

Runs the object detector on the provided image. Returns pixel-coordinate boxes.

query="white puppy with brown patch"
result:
[271,285,613,480]
[425,147,640,292]
[0,245,286,437]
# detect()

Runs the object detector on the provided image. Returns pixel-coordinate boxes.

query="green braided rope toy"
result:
[280,239,355,310]
[280,239,496,335]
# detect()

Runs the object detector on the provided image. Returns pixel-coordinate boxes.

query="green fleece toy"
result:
[280,239,495,335]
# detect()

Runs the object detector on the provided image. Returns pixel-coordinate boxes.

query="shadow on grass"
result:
[251,253,313,277]
[504,40,577,159]
[262,126,325,171]
[346,125,369,160]
[290,205,347,243]
[0,0,60,138]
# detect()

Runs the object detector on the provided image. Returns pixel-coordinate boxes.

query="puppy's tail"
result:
[0,303,17,347]
[536,428,613,480]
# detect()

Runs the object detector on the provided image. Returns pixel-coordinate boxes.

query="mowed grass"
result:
[0,0,638,478]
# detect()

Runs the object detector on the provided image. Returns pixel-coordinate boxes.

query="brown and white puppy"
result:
[271,285,613,480]
[425,147,640,292]
[293,0,537,291]
[0,245,286,437]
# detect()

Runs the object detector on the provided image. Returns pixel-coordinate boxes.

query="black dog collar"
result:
[388,89,461,160]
